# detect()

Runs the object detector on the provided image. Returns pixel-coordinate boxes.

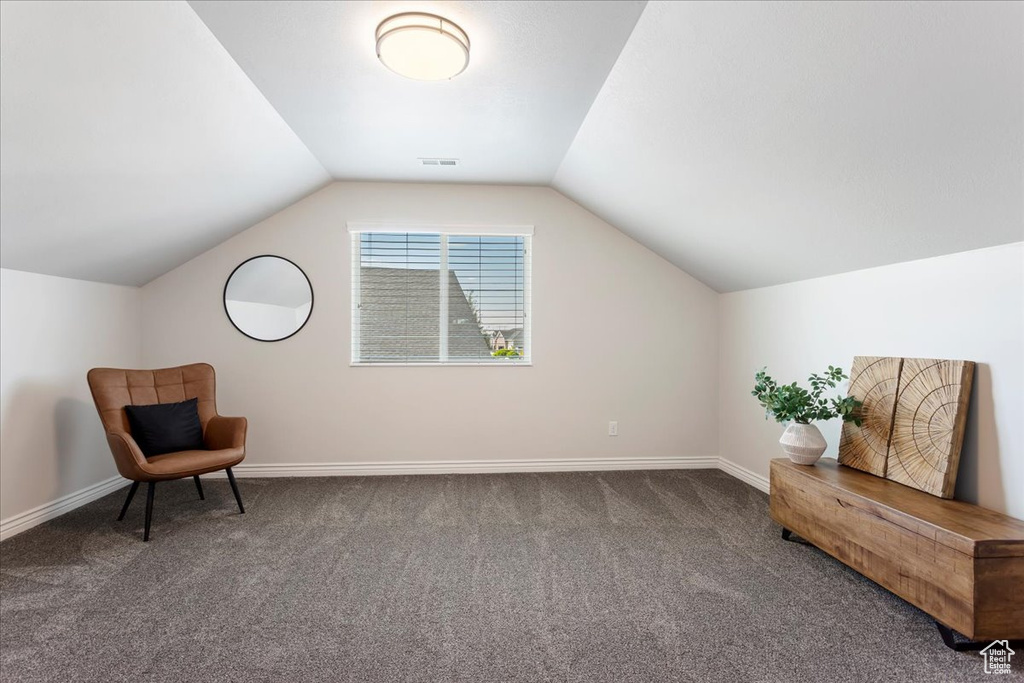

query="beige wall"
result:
[0,269,141,528]
[6,183,1016,532]
[141,183,720,467]
[718,243,1024,519]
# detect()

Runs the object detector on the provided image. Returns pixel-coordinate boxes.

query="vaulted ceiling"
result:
[553,1,1024,291]
[1,1,1020,290]
[0,0,330,286]
[188,0,646,184]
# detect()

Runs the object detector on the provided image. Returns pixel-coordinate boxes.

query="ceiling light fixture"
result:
[375,12,470,81]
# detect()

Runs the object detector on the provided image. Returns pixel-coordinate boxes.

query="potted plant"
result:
[751,366,862,465]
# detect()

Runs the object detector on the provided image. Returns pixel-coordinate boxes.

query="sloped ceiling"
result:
[188,0,646,184]
[1,1,1021,291]
[554,1,1024,291]
[0,0,330,286]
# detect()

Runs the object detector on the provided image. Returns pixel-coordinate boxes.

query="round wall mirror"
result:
[224,255,313,342]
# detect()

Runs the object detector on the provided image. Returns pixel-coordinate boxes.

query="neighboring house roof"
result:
[358,267,491,361]
[493,328,524,344]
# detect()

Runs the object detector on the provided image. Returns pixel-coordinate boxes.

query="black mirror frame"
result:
[223,254,314,343]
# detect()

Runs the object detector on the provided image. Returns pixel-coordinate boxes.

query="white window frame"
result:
[348,223,533,367]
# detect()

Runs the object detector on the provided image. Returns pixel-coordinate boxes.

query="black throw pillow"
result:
[124,398,205,457]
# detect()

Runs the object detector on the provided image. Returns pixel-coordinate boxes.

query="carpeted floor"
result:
[0,470,1001,682]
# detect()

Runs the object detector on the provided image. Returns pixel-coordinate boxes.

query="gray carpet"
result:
[0,470,1004,682]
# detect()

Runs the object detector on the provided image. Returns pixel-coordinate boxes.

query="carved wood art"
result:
[887,358,975,498]
[838,356,903,477]
[837,355,974,498]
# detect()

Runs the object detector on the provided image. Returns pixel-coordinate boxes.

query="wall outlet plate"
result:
[608,421,618,436]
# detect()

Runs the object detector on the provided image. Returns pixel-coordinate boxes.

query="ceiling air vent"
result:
[420,158,459,166]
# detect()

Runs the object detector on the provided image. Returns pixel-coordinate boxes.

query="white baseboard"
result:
[0,475,127,542]
[211,455,720,478]
[0,455,768,541]
[718,457,770,493]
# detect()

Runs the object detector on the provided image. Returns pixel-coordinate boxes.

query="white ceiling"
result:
[1,1,1020,291]
[0,0,329,286]
[554,1,1024,291]
[188,0,647,184]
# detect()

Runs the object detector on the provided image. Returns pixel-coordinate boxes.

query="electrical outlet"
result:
[608,421,618,436]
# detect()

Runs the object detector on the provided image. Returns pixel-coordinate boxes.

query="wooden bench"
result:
[769,458,1024,649]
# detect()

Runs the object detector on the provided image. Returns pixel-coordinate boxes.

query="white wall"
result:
[719,243,1024,519]
[0,269,141,530]
[141,182,720,469]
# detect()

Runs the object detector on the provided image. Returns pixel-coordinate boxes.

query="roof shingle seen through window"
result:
[358,267,493,361]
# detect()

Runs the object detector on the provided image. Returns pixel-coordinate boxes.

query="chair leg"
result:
[117,481,139,521]
[144,482,156,542]
[194,475,205,500]
[225,468,245,514]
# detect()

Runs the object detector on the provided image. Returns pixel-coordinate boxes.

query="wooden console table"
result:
[769,458,1024,649]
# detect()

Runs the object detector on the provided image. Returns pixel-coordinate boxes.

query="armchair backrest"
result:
[87,363,218,435]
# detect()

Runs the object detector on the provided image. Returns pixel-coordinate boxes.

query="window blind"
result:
[351,230,531,365]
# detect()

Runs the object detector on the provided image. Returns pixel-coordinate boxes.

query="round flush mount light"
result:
[375,12,470,81]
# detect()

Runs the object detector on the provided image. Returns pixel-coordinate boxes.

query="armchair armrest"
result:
[204,415,247,451]
[106,430,152,481]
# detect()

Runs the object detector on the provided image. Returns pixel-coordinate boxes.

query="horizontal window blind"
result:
[352,230,531,365]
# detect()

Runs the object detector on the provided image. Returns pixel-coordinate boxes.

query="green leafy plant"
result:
[752,366,862,425]
[492,347,522,357]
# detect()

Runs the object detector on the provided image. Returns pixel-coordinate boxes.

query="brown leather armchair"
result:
[87,363,246,541]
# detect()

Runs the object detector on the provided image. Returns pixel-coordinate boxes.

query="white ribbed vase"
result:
[779,423,827,465]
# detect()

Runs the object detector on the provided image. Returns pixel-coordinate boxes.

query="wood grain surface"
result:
[770,458,1024,640]
[838,356,903,477]
[886,358,975,498]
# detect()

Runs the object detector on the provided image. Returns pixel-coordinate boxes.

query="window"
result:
[350,225,532,365]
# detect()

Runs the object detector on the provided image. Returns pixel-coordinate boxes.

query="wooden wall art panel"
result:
[886,358,975,498]
[838,356,903,477]
[837,356,974,498]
